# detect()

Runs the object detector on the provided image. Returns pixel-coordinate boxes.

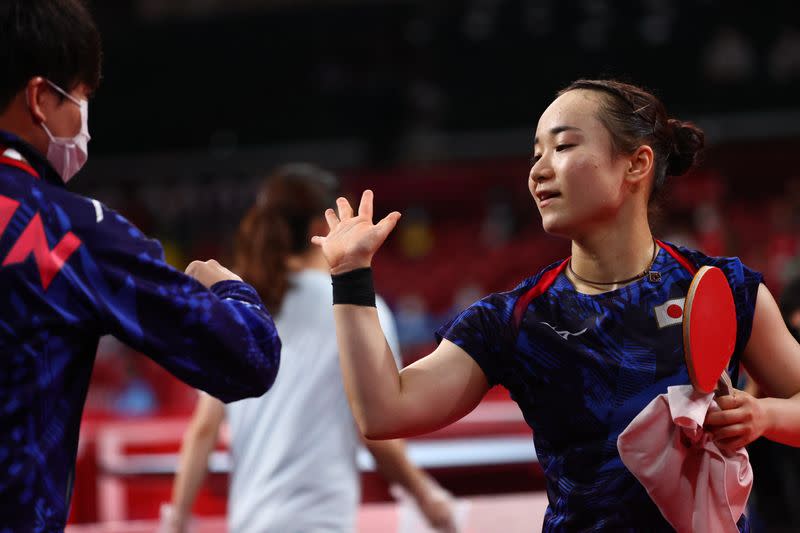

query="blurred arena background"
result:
[66,0,799,530]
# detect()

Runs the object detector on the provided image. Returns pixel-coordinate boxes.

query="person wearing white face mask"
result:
[0,2,283,531]
[32,78,91,183]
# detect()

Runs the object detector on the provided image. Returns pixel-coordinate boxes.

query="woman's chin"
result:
[540,215,574,239]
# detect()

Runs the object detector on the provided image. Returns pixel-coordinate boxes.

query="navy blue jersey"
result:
[437,241,762,532]
[0,130,280,531]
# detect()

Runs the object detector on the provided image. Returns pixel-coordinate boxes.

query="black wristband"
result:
[332,267,376,307]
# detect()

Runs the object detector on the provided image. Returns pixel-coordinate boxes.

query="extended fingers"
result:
[375,211,401,236]
[325,208,340,230]
[358,189,374,221]
[337,197,354,220]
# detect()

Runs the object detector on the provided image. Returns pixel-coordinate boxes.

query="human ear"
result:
[25,77,50,124]
[625,145,654,185]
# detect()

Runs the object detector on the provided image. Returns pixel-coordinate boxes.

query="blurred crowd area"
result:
[86,0,800,163]
[76,139,799,419]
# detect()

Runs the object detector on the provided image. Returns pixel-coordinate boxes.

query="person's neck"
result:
[0,100,46,154]
[567,214,655,294]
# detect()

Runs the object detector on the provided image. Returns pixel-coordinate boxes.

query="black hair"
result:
[0,0,102,112]
[559,79,705,201]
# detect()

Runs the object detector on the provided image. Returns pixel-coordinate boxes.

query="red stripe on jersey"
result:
[656,240,697,275]
[0,195,21,236]
[0,154,40,180]
[513,259,569,330]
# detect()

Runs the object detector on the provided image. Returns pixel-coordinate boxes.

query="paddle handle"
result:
[716,371,733,397]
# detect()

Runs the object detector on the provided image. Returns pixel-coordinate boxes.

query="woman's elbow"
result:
[360,422,391,441]
[357,413,407,440]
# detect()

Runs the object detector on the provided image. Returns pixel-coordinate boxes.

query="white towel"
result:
[617,385,752,533]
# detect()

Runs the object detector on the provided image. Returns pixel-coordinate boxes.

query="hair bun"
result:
[666,119,705,176]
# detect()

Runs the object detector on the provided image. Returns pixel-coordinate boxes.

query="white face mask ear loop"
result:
[39,122,57,143]
[45,79,82,107]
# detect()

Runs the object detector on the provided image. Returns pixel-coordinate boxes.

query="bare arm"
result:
[365,438,456,531]
[165,394,225,532]
[336,308,489,438]
[706,284,800,448]
[313,191,490,439]
[741,284,800,445]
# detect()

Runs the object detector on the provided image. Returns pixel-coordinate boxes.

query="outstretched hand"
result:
[310,190,401,274]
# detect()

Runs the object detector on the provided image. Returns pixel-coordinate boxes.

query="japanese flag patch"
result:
[654,298,685,328]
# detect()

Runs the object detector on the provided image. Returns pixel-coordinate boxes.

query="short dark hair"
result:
[0,0,102,112]
[558,79,705,200]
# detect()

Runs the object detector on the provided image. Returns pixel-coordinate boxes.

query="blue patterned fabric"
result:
[0,130,280,532]
[437,243,761,532]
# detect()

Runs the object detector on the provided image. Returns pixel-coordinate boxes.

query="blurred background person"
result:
[162,164,456,533]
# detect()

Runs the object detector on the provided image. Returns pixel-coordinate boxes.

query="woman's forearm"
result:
[365,439,430,499]
[333,304,403,437]
[171,429,217,517]
[761,393,800,447]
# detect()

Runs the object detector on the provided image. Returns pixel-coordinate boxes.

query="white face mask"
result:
[39,79,91,183]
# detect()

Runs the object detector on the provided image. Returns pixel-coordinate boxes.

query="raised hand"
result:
[311,190,401,274]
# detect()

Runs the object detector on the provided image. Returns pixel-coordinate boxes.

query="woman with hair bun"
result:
[313,80,800,530]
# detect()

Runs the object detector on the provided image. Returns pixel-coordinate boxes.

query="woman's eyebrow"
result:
[533,125,582,145]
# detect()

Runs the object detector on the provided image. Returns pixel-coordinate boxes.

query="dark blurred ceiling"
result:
[86,0,800,161]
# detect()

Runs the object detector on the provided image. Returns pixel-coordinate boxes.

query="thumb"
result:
[716,394,742,410]
[375,211,401,239]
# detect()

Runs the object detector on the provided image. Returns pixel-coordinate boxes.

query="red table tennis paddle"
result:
[683,266,737,395]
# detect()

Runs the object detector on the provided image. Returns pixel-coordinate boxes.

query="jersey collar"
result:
[0,129,63,186]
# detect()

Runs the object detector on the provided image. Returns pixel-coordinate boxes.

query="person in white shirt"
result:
[163,163,456,533]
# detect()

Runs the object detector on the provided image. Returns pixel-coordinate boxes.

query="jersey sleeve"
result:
[716,257,763,359]
[435,292,516,387]
[679,246,764,365]
[70,202,280,403]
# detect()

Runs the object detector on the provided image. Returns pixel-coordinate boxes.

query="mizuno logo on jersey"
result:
[540,321,588,340]
[654,298,685,328]
[0,194,83,290]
